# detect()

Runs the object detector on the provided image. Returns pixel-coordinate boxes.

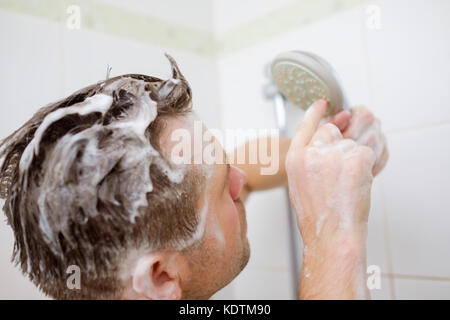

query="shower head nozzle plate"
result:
[271,51,347,116]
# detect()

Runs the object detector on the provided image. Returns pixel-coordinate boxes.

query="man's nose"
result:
[230,166,247,200]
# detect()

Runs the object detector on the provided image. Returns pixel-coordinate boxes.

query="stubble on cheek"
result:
[234,199,250,271]
[235,199,247,238]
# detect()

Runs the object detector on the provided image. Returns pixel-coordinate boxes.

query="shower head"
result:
[270,51,348,116]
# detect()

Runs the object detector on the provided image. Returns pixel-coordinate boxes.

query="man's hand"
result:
[331,107,388,176]
[285,99,376,299]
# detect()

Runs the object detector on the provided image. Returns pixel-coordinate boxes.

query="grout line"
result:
[0,0,365,58]
[359,0,400,300]
[244,266,291,273]
[381,196,396,299]
[59,4,67,96]
[382,273,450,282]
[385,120,450,136]
[377,174,397,299]
[361,0,375,110]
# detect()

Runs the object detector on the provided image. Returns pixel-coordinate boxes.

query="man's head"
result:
[0,54,249,299]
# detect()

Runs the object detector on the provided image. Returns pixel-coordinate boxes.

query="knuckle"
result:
[363,111,374,123]
[303,148,323,172]
[323,123,342,139]
[353,106,366,115]
[354,106,374,122]
[358,145,376,163]
[366,135,376,147]
[338,138,357,152]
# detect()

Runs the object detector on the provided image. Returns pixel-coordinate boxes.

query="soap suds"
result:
[181,196,209,249]
[287,176,303,225]
[291,131,373,238]
[355,120,384,161]
[107,93,157,140]
[303,265,312,279]
[29,75,191,254]
[347,111,385,162]
[20,94,114,173]
[157,78,180,99]
[315,214,326,236]
[0,53,215,291]
[180,163,225,251]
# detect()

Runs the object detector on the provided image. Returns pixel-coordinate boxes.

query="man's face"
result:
[159,115,250,299]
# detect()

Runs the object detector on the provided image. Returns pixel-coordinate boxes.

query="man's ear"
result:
[132,253,183,300]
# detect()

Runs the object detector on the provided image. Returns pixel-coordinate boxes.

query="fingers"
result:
[330,109,352,131]
[358,145,377,171]
[344,144,377,174]
[373,146,389,176]
[290,99,328,150]
[310,123,343,146]
[360,120,384,159]
[335,139,358,153]
[343,107,373,139]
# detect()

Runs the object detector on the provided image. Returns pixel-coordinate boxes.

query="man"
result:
[0,54,387,299]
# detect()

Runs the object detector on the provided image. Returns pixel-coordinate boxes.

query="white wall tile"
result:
[0,11,64,140]
[231,267,292,299]
[244,188,292,271]
[212,0,292,34]
[0,11,64,300]
[217,6,371,136]
[365,0,450,132]
[370,276,393,300]
[212,283,234,300]
[0,220,48,299]
[367,178,391,275]
[62,28,222,129]
[395,278,450,300]
[381,124,450,278]
[95,0,214,33]
[277,5,370,115]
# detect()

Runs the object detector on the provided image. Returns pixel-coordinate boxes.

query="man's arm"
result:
[299,231,368,299]
[228,130,370,299]
[228,136,290,202]
[229,107,387,203]
[286,99,376,299]
[230,102,387,299]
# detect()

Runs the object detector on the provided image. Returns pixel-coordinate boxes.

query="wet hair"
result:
[0,54,204,299]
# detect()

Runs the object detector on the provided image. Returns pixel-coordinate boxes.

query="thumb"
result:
[290,99,329,150]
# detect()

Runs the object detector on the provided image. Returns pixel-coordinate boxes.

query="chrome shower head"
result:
[271,51,348,116]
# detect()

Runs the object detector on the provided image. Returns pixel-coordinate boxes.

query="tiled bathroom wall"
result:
[1,0,449,299]
[214,0,450,299]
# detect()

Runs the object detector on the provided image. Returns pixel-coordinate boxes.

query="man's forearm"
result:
[299,233,368,300]
[229,136,290,201]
